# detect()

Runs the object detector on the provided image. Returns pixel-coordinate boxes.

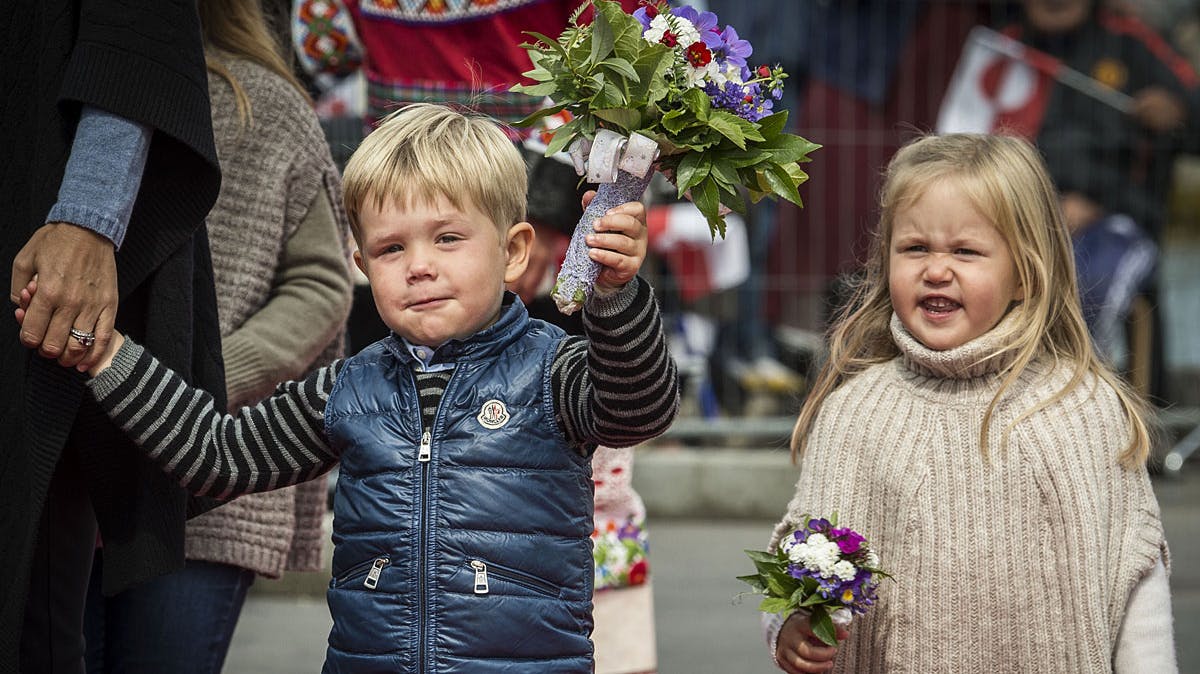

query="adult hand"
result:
[775,612,850,674]
[10,222,118,370]
[1131,86,1186,133]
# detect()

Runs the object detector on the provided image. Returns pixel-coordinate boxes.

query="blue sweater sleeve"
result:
[45,105,152,249]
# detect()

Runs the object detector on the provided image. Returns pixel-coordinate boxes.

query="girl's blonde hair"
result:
[791,133,1152,468]
[341,103,527,244]
[199,0,310,127]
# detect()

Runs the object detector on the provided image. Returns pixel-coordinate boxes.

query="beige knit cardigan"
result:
[768,314,1166,673]
[184,56,352,577]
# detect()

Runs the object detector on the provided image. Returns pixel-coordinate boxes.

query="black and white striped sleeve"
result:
[86,338,343,499]
[552,276,680,451]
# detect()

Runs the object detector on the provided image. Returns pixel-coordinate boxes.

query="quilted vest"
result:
[322,301,595,673]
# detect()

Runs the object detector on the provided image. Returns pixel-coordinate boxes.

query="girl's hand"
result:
[775,613,850,674]
[14,277,123,376]
[581,192,648,294]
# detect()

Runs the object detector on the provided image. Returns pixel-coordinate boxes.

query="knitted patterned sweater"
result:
[768,314,1167,673]
[184,55,352,578]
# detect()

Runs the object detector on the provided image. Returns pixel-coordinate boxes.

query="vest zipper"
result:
[363,557,389,590]
[418,425,432,673]
[468,559,559,597]
[418,429,432,462]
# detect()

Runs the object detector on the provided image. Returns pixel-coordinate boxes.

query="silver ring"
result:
[69,328,96,348]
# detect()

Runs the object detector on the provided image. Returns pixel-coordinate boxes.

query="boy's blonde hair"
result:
[342,104,527,243]
[792,133,1152,468]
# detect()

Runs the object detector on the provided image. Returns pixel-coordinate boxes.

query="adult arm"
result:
[552,276,680,452]
[86,338,343,499]
[10,106,149,368]
[222,188,352,408]
[1113,556,1177,673]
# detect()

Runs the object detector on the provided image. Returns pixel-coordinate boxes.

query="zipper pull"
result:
[471,560,489,594]
[364,557,389,590]
[418,429,432,462]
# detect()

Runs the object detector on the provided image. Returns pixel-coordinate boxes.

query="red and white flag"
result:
[938,27,1134,138]
[937,27,1057,137]
[647,202,748,303]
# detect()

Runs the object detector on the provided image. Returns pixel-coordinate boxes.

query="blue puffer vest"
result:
[322,300,595,673]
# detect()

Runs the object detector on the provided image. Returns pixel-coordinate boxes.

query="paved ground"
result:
[225,465,1200,673]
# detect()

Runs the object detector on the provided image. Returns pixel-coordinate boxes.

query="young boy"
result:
[21,104,679,673]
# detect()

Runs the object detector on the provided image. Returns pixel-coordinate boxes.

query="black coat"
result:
[0,1,225,666]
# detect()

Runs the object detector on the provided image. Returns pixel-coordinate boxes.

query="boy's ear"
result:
[503,221,535,284]
[353,249,367,276]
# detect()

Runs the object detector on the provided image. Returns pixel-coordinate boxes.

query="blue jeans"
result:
[84,553,255,674]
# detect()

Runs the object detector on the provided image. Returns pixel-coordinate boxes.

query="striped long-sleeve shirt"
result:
[86,278,679,499]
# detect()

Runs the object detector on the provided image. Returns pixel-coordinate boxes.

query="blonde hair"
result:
[342,104,527,243]
[791,133,1152,468]
[199,0,310,127]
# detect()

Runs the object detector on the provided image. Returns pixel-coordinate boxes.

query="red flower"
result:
[757,65,771,78]
[643,1,659,19]
[661,30,678,47]
[686,41,712,68]
[628,559,649,586]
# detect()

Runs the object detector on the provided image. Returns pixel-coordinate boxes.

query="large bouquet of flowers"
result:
[512,0,819,313]
[738,514,889,646]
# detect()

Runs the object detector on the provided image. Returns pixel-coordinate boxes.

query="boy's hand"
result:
[775,612,850,674]
[14,277,123,376]
[582,192,648,294]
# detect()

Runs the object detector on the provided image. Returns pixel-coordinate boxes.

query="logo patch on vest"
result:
[477,399,510,429]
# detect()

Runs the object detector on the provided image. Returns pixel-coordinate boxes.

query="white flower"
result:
[833,560,857,582]
[806,533,829,547]
[643,14,700,48]
[865,550,880,568]
[684,58,720,88]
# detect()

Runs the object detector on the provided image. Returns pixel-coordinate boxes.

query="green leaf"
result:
[523,31,568,58]
[707,113,747,150]
[758,597,791,614]
[511,103,569,128]
[755,110,789,140]
[512,80,561,97]
[762,134,822,165]
[630,48,673,103]
[594,108,642,131]
[798,592,827,607]
[763,163,803,206]
[690,178,724,239]
[736,574,767,591]
[600,56,639,82]
[543,117,582,156]
[709,157,739,188]
[675,152,711,192]
[683,87,711,121]
[809,607,838,646]
[745,549,781,565]
[589,6,616,63]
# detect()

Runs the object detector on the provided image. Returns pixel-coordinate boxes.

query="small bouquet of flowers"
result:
[738,514,889,646]
[512,0,819,313]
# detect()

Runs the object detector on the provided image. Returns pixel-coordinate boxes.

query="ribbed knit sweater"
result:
[767,314,1167,673]
[183,56,352,578]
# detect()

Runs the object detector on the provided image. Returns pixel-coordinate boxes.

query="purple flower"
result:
[671,5,720,38]
[807,517,832,533]
[830,528,866,555]
[633,7,654,31]
[711,25,752,67]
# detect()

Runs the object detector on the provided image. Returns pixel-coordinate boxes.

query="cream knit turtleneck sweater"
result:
[767,314,1167,673]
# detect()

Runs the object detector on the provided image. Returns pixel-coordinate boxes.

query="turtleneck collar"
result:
[890,311,1022,380]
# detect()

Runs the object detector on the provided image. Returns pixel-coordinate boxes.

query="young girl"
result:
[763,133,1175,673]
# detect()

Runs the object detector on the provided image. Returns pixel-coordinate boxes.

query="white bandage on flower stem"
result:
[569,130,659,183]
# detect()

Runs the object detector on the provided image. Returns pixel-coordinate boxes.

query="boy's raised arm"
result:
[552,276,680,451]
[87,336,343,499]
